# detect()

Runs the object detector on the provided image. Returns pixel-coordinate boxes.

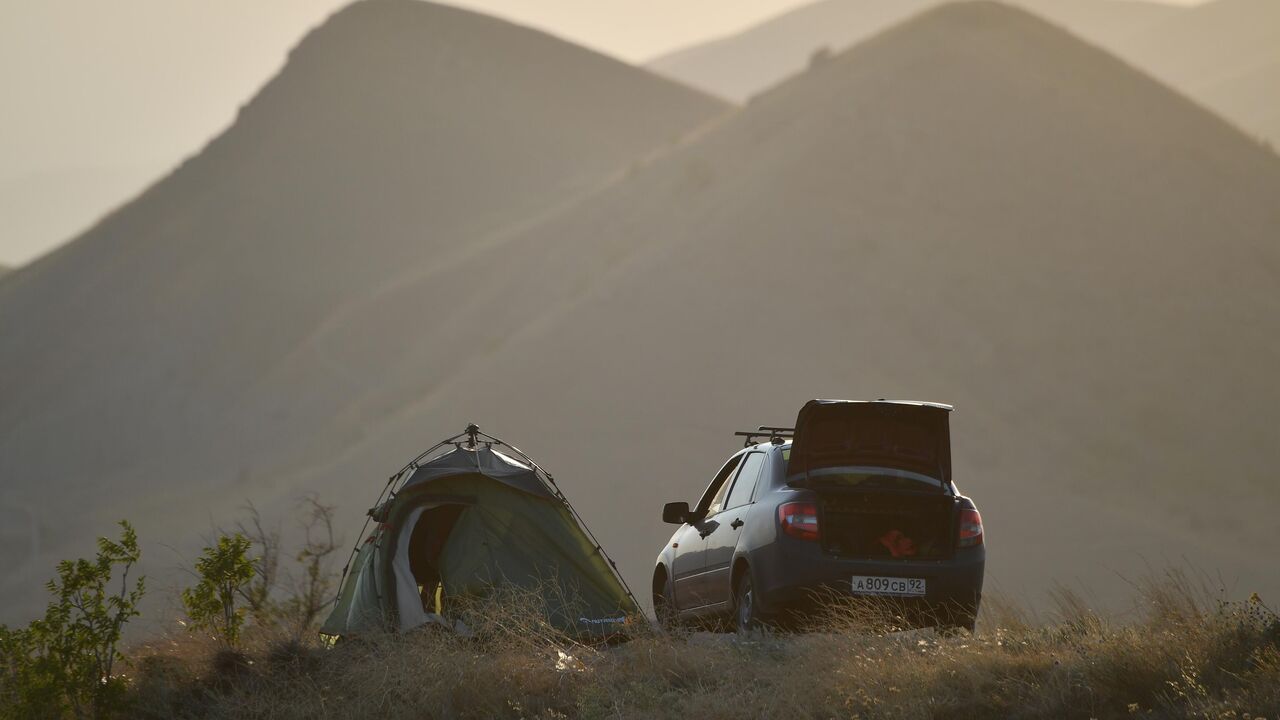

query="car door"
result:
[671,454,742,610]
[699,452,767,608]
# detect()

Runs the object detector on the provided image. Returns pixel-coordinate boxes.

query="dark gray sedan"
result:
[653,399,985,632]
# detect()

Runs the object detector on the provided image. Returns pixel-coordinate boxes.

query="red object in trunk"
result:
[878,529,917,558]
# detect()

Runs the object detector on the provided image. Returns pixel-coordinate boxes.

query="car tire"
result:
[654,572,678,630]
[734,571,762,634]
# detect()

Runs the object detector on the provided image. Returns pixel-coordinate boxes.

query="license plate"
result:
[851,575,926,596]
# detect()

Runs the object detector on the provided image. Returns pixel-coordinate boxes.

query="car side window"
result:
[706,476,734,516]
[724,453,765,510]
[699,454,743,516]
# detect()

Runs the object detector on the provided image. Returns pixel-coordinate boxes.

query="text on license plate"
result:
[851,575,926,596]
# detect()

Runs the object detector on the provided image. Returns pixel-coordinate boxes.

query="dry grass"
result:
[123,576,1279,720]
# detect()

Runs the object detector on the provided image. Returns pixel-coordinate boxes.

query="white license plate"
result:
[851,575,926,596]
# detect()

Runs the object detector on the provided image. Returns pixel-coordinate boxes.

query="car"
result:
[652,399,985,633]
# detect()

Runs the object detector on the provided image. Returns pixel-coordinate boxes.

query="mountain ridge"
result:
[1110,0,1280,145]
[647,0,1186,104]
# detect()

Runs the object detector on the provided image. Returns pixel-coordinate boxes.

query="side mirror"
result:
[662,501,691,525]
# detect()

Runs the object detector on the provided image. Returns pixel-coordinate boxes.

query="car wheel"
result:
[654,573,678,630]
[734,572,761,634]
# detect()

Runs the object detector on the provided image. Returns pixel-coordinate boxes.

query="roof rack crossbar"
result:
[734,426,796,447]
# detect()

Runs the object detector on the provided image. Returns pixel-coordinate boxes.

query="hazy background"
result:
[1,0,1276,633]
[1,0,1209,267]
[0,0,898,267]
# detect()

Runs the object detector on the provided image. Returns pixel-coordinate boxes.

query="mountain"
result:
[6,0,1279,625]
[0,0,725,623]
[1111,0,1280,146]
[649,0,1280,148]
[647,0,1184,103]
[289,1,1279,610]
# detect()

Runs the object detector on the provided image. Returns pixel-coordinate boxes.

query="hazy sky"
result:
[0,0,1208,266]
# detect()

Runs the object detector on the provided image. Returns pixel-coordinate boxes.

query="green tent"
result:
[322,426,638,639]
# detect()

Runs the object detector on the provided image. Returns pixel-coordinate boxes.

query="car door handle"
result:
[731,518,744,529]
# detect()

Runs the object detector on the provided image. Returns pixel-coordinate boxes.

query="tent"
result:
[321,425,638,639]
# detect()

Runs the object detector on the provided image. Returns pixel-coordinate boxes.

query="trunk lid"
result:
[788,399,953,485]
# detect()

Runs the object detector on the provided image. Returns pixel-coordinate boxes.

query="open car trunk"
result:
[818,490,955,561]
[788,400,952,483]
[788,400,958,561]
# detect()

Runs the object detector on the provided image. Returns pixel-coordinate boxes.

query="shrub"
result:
[0,520,144,720]
[181,533,255,649]
[234,496,342,640]
[277,496,341,638]
[235,502,280,625]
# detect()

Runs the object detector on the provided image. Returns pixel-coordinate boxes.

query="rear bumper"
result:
[751,538,985,622]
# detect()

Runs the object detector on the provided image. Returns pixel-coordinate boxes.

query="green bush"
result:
[0,520,144,720]
[181,533,256,648]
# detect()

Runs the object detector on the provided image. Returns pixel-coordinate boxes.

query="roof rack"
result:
[734,425,795,447]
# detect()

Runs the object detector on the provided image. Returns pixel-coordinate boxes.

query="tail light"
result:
[778,502,819,541]
[957,508,983,547]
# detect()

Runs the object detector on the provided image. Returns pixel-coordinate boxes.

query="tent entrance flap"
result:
[392,502,465,632]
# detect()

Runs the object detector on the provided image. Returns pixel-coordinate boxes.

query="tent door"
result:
[393,502,465,631]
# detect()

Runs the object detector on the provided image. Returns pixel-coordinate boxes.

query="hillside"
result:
[4,0,1278,631]
[285,1,1280,610]
[647,0,1183,103]
[0,0,726,624]
[1111,0,1280,145]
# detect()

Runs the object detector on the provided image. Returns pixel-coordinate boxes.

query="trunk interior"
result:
[819,492,954,560]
